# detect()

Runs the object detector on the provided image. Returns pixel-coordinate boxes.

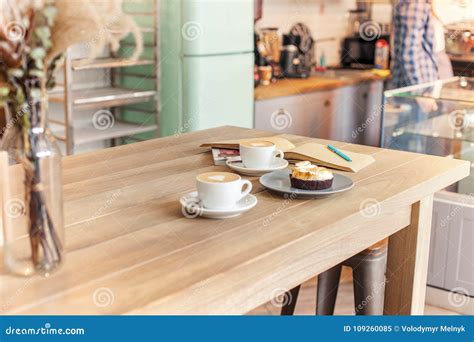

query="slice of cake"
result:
[290,161,334,190]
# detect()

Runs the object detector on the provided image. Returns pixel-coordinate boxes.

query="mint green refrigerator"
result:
[160,0,255,136]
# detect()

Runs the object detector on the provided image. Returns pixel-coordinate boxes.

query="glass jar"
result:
[1,83,64,277]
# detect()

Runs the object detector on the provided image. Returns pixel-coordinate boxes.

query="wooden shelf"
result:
[124,11,156,16]
[49,87,157,110]
[51,121,158,145]
[139,27,155,33]
[50,0,158,155]
[108,27,155,35]
[71,58,154,71]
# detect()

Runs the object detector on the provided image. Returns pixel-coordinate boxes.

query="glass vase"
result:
[1,84,64,277]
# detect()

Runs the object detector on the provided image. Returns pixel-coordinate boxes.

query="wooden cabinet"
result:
[254,80,384,146]
[254,88,335,137]
[428,191,474,295]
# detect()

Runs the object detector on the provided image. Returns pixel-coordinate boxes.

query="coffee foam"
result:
[197,172,240,183]
[240,140,274,148]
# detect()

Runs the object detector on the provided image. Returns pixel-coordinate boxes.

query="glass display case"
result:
[383,77,473,195]
[382,77,473,304]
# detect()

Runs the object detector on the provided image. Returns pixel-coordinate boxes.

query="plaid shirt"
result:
[391,0,439,88]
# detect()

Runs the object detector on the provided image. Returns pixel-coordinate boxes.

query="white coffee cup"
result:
[196,172,252,209]
[240,140,284,169]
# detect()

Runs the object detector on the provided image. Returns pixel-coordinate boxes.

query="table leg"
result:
[280,285,301,316]
[384,195,434,315]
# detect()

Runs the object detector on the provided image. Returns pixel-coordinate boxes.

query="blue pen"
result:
[327,145,352,162]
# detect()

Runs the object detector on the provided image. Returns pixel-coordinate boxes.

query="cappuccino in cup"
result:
[196,172,252,209]
[240,140,284,169]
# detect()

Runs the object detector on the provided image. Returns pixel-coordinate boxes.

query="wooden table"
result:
[0,126,469,315]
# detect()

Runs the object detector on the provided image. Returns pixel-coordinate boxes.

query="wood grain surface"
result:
[0,126,469,315]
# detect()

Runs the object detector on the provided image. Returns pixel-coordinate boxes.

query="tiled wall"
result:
[254,0,390,66]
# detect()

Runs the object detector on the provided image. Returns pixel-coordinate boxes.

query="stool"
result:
[281,238,388,316]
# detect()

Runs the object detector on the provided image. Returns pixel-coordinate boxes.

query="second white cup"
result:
[240,140,284,169]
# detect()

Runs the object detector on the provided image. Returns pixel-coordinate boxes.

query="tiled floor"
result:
[248,276,457,316]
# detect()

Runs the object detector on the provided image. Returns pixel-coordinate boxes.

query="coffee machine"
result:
[280,23,314,78]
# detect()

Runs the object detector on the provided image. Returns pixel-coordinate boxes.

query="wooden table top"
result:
[0,126,469,315]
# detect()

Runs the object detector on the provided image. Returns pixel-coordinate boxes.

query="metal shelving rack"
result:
[49,0,159,155]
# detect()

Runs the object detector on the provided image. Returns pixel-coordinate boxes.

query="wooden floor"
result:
[248,275,458,315]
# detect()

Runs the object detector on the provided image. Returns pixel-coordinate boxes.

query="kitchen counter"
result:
[254,70,388,101]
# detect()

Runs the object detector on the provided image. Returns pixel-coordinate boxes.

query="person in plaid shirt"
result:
[389,0,454,153]
[391,0,440,88]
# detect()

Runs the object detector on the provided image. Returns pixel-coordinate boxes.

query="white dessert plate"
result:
[259,169,354,197]
[180,191,258,219]
[225,157,289,176]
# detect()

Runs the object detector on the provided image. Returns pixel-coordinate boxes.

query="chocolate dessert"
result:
[290,161,334,190]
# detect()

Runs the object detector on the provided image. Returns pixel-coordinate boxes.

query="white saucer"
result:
[180,191,258,219]
[225,157,289,176]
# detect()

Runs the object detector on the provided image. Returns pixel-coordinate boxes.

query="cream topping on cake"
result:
[291,161,334,181]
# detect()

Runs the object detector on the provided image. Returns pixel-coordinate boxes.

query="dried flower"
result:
[0,0,144,276]
[0,0,143,106]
